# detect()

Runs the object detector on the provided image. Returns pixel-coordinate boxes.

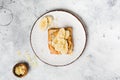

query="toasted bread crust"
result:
[48,27,73,54]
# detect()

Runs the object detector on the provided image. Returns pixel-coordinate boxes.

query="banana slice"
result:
[39,17,48,30]
[46,15,54,26]
[65,30,70,39]
[57,28,66,39]
[39,15,54,31]
[51,28,70,54]
[60,39,68,54]
[52,38,68,54]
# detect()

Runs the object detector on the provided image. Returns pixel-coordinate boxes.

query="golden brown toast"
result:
[48,27,73,54]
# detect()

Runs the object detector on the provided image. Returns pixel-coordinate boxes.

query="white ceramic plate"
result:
[30,10,87,67]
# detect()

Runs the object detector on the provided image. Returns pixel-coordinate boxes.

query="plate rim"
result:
[30,9,87,67]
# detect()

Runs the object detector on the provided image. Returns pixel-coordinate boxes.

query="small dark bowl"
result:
[13,62,29,78]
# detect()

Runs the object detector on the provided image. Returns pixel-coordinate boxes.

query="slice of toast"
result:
[48,27,73,54]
